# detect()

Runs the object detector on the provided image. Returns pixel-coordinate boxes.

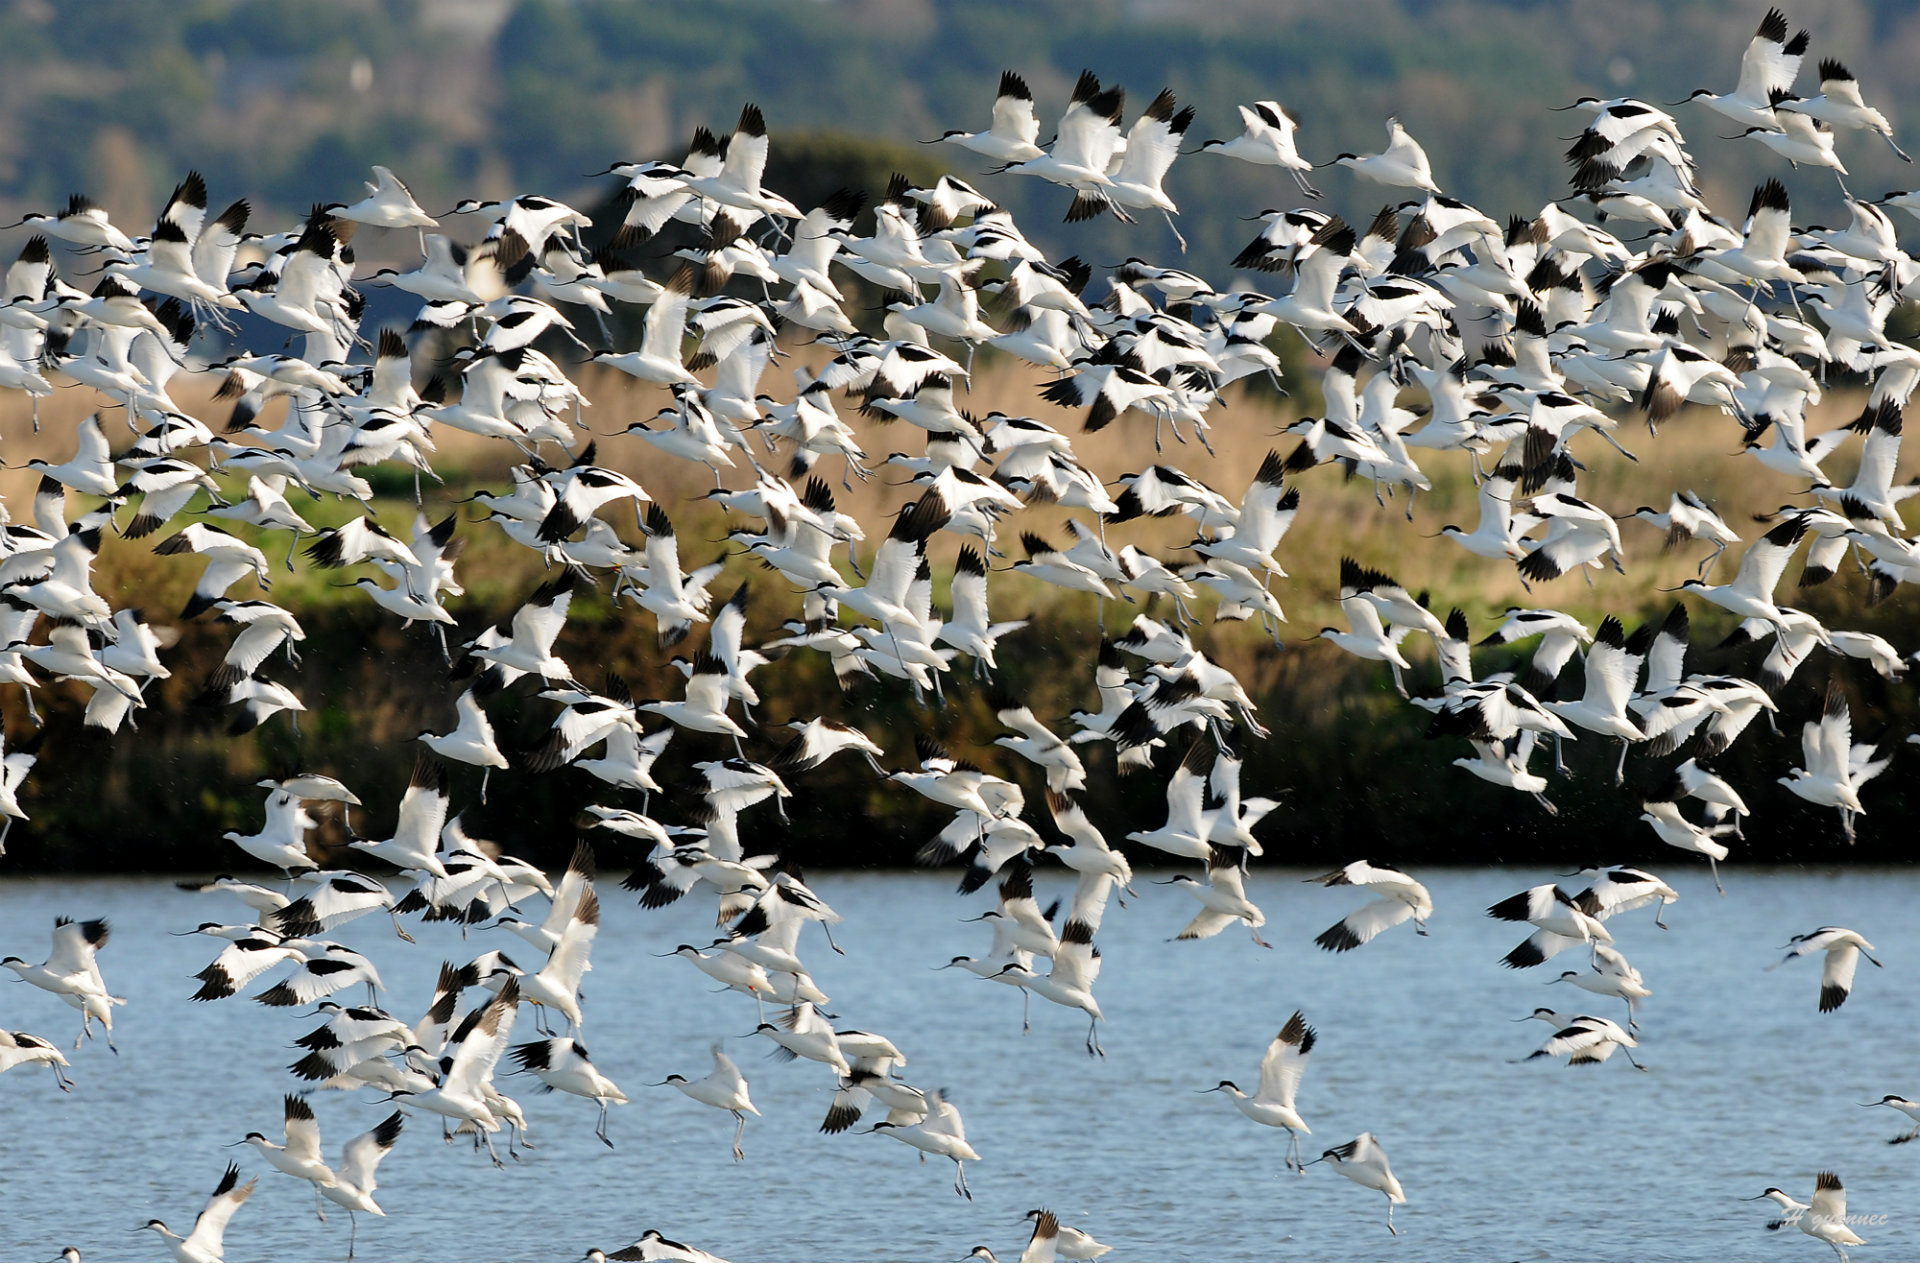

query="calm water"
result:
[0,866,1913,1262]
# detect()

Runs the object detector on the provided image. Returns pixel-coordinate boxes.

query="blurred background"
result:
[0,0,1916,872]
[9,0,1920,275]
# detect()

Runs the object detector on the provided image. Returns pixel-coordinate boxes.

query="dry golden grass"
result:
[0,344,1900,659]
[4,340,1916,870]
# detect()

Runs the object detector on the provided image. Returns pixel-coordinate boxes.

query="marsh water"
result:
[0,866,1913,1262]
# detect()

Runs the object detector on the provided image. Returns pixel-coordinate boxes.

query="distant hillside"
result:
[5,0,1920,280]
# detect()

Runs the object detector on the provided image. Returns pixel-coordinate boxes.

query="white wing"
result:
[183,1166,257,1258]
[1256,1011,1313,1107]
[336,1112,403,1192]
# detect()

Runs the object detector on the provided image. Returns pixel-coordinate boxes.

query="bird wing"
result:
[1337,592,1388,637]
[1738,12,1804,99]
[185,1165,257,1257]
[1256,1011,1314,1107]
[996,701,1055,745]
[1114,93,1188,189]
[541,841,596,940]
[1178,907,1237,940]
[864,535,924,612]
[1820,944,1861,1012]
[1809,683,1852,782]
[392,767,451,856]
[1853,409,1902,497]
[1317,897,1414,951]
[921,1096,967,1143]
[192,201,247,290]
[1583,635,1639,713]
[446,979,520,1095]
[1164,748,1209,837]
[1048,791,1108,851]
[683,663,734,718]
[1068,871,1115,934]
[710,1043,749,1092]
[1052,91,1123,173]
[194,557,255,604]
[44,919,101,979]
[510,581,573,654]
[1206,853,1252,902]
[539,887,600,995]
[709,587,748,677]
[1731,516,1807,599]
[1809,1171,1848,1222]
[639,274,693,364]
[198,939,297,996]
[336,1111,403,1192]
[273,236,336,313]
[721,105,773,193]
[990,74,1040,144]
[282,1095,325,1167]
[1533,1018,1617,1059]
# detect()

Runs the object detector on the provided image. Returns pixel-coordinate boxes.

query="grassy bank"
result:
[0,355,1915,875]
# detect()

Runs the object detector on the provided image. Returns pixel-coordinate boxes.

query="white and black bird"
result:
[1203,1009,1315,1170]
[1767,927,1882,1013]
[657,1043,758,1161]
[141,1164,257,1263]
[1303,1132,1407,1235]
[1745,1171,1868,1263]
[1310,861,1432,951]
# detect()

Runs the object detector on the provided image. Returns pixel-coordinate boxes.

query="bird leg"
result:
[1162,211,1188,254]
[1612,739,1628,785]
[313,1186,329,1222]
[1386,1202,1399,1236]
[480,765,491,805]
[954,1158,972,1200]
[731,1110,747,1161]
[348,1211,358,1259]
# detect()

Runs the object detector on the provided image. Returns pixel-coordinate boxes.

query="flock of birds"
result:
[1,8,1917,1261]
